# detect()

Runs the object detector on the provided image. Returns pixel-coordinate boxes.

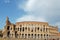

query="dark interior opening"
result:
[15,31,17,38]
[14,25,16,30]
[0,34,3,37]
[7,31,10,37]
[7,26,10,30]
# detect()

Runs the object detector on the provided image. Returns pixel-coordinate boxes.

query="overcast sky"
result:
[0,0,60,31]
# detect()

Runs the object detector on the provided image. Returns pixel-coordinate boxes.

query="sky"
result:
[0,0,60,31]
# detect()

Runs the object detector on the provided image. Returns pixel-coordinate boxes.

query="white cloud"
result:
[17,0,60,28]
[16,15,46,22]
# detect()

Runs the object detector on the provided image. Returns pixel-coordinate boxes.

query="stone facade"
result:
[1,17,60,40]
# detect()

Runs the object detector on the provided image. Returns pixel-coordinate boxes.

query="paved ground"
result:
[0,38,60,40]
[0,38,45,40]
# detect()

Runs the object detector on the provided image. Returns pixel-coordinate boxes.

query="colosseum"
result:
[1,17,60,40]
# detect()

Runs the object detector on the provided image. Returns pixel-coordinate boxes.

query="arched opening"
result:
[31,34,33,38]
[20,28,21,32]
[35,34,36,38]
[25,27,27,30]
[7,31,10,37]
[20,25,22,27]
[28,34,30,38]
[14,25,15,30]
[0,34,3,37]
[22,27,24,32]
[53,39,55,40]
[15,31,17,38]
[18,28,19,31]
[57,38,59,40]
[7,26,10,30]
[41,34,42,38]
[22,34,24,38]
[44,39,46,40]
[37,27,39,30]
[44,34,45,38]
[38,34,39,38]
[0,31,3,37]
[25,34,27,38]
